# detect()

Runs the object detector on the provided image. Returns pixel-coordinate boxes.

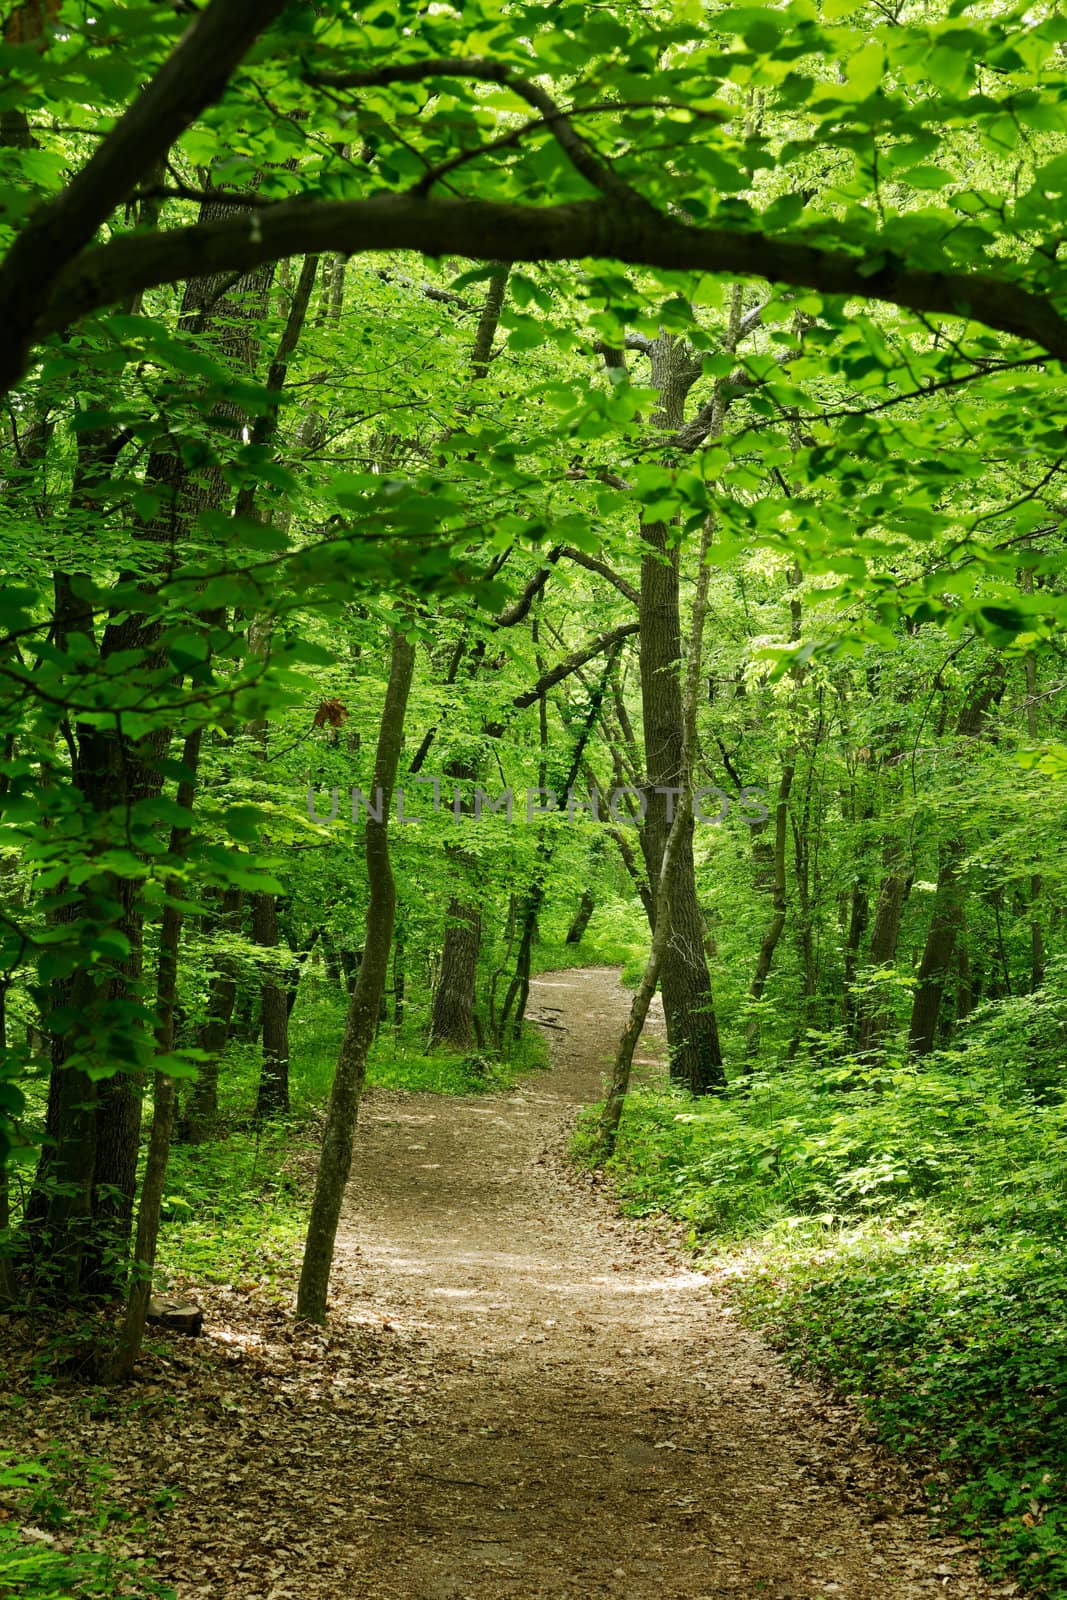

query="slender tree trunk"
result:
[855,841,912,1052]
[185,887,243,1142]
[584,762,653,920]
[909,669,1005,1055]
[286,926,322,1017]
[228,263,324,1115]
[956,931,975,1020]
[743,759,795,1060]
[788,753,820,1052]
[639,507,724,1092]
[599,514,714,1154]
[1023,630,1045,990]
[637,334,725,1094]
[908,837,967,1056]
[499,649,618,1041]
[112,729,202,1378]
[393,911,405,1031]
[426,268,510,1044]
[297,629,415,1323]
[566,888,596,945]
[321,931,343,988]
[253,889,290,1118]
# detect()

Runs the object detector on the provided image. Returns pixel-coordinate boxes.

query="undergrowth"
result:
[0,1450,176,1599]
[577,978,1067,1596]
[533,894,649,984]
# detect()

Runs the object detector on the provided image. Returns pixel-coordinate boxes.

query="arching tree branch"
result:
[25,197,1066,394]
[0,0,292,393]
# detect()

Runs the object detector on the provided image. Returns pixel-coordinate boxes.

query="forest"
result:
[0,0,1065,1595]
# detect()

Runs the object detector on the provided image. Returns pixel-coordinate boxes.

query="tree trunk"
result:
[185,888,243,1143]
[393,911,405,1030]
[908,837,967,1056]
[639,509,724,1092]
[430,894,481,1049]
[855,842,912,1053]
[566,888,596,945]
[425,270,510,1045]
[1023,634,1045,990]
[599,513,714,1152]
[909,669,1005,1056]
[841,876,870,1032]
[321,931,343,988]
[743,760,795,1060]
[297,629,415,1323]
[636,334,725,1095]
[112,728,202,1378]
[498,649,618,1042]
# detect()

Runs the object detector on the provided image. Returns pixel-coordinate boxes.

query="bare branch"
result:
[510,620,639,711]
[559,547,639,605]
[492,549,563,627]
[305,58,651,213]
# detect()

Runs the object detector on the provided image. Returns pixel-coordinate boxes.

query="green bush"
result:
[0,1453,175,1600]
[587,980,1067,1594]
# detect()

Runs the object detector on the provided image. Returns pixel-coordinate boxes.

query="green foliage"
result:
[156,1126,309,1294]
[533,895,650,983]
[591,981,1067,1592]
[366,1035,546,1096]
[0,6,1066,1593]
[0,1451,175,1600]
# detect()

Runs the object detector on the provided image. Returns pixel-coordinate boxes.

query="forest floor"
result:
[5,967,1010,1599]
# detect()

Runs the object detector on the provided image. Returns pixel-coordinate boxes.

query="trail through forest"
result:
[9,969,1003,1599]
[322,966,994,1600]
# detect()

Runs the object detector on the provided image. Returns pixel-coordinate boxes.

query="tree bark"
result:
[185,887,243,1142]
[908,838,967,1057]
[566,888,596,945]
[297,628,415,1323]
[1022,615,1045,991]
[908,668,1005,1056]
[636,335,724,1095]
[424,267,510,1047]
[112,728,202,1378]
[599,513,715,1154]
[855,841,912,1053]
[430,895,481,1050]
[21,196,1067,397]
[0,0,292,393]
[498,649,617,1042]
[743,759,795,1060]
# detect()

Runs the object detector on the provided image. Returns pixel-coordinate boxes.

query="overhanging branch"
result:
[0,0,292,394]
[30,196,1067,373]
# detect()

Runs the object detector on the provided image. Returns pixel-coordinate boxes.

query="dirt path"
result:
[325,967,991,1600]
[7,967,997,1599]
